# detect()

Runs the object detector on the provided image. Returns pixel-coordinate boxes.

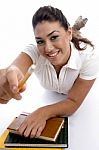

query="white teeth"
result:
[48,52,58,57]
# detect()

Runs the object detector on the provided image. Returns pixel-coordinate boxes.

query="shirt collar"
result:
[65,43,82,70]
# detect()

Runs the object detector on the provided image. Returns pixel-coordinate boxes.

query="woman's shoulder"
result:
[22,44,40,64]
[24,44,38,51]
[78,45,96,60]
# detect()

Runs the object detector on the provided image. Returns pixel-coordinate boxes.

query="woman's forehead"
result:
[34,21,65,36]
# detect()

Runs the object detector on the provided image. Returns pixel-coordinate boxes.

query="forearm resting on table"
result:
[40,98,80,119]
[41,78,96,118]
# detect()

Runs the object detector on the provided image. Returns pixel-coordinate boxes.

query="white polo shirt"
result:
[23,43,99,94]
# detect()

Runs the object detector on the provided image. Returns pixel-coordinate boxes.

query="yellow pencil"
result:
[18,64,36,91]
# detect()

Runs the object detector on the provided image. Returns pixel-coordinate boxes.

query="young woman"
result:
[0,6,98,138]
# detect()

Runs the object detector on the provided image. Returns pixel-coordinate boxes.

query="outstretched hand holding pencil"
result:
[0,64,36,104]
[18,64,36,91]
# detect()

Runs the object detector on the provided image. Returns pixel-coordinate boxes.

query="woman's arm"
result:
[43,77,95,117]
[9,52,33,75]
[0,52,33,103]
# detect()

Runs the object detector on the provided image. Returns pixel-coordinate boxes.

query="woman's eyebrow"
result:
[47,30,59,37]
[35,30,59,39]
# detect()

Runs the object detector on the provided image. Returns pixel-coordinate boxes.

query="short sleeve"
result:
[22,44,39,64]
[79,49,99,80]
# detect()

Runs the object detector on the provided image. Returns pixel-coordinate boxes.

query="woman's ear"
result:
[67,27,72,41]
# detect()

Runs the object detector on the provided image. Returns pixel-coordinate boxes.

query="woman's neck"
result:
[54,45,71,78]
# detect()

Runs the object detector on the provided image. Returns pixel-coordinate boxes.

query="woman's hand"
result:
[18,108,48,138]
[0,66,26,104]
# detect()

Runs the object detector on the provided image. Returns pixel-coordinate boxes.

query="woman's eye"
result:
[51,35,59,40]
[36,40,44,45]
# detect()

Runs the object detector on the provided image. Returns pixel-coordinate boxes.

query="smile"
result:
[47,51,59,58]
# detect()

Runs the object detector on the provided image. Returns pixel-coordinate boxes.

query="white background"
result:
[0,0,99,150]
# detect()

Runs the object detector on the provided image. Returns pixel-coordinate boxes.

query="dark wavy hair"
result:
[32,6,94,50]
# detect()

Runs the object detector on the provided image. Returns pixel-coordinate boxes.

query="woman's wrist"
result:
[7,65,21,73]
[39,105,57,120]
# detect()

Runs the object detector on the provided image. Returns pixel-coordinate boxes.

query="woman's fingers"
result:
[18,117,46,138]
[19,123,45,138]
[34,125,45,138]
[0,98,9,104]
[0,76,22,100]
[6,66,25,100]
[0,66,26,103]
[6,66,21,93]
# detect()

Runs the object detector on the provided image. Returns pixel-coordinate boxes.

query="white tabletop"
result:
[0,74,99,150]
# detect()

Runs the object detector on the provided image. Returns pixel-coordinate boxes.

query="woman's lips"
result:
[47,51,59,58]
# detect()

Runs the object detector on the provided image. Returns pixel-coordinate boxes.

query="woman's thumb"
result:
[6,66,23,93]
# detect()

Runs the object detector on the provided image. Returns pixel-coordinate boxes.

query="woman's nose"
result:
[45,41,54,53]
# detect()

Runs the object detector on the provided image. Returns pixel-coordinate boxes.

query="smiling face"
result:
[34,21,72,69]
